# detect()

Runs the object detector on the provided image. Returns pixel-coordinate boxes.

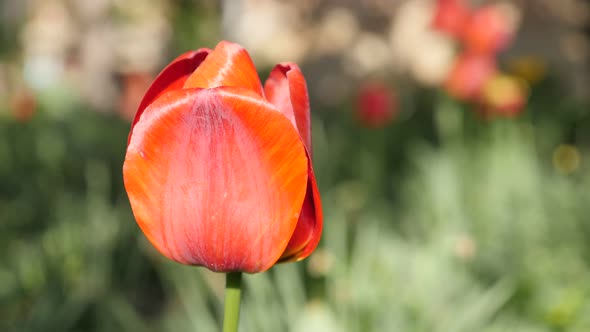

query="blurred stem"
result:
[435,93,463,145]
[223,272,242,332]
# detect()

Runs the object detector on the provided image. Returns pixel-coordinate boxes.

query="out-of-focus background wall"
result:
[1,0,590,331]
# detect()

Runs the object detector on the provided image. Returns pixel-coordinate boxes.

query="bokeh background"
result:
[2,0,590,331]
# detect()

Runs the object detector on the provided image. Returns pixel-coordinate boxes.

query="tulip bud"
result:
[124,41,322,273]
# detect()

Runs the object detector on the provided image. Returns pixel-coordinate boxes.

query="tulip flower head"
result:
[123,41,322,273]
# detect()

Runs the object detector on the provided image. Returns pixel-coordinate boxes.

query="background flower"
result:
[355,81,398,128]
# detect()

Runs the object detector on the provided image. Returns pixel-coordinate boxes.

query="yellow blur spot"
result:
[307,248,335,277]
[507,56,547,84]
[552,145,580,174]
[481,73,528,114]
[543,290,584,328]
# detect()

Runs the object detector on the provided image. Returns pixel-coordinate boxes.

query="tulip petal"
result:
[183,41,264,95]
[264,63,312,154]
[278,161,322,262]
[124,87,308,273]
[129,49,211,143]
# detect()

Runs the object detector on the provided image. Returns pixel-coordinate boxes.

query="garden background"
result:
[1,0,590,331]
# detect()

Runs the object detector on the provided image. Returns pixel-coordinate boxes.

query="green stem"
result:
[223,272,242,332]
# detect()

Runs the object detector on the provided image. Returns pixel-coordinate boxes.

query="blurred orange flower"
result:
[123,41,322,273]
[462,4,518,55]
[432,0,471,39]
[10,88,37,122]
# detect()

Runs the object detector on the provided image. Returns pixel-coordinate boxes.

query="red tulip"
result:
[444,52,496,101]
[431,0,471,39]
[356,81,397,128]
[123,41,322,273]
[462,4,516,55]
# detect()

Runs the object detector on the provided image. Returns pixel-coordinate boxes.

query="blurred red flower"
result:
[432,0,471,38]
[444,53,496,101]
[123,41,322,273]
[356,81,398,128]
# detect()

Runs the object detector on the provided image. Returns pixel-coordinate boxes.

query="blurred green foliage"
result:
[2,74,590,332]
